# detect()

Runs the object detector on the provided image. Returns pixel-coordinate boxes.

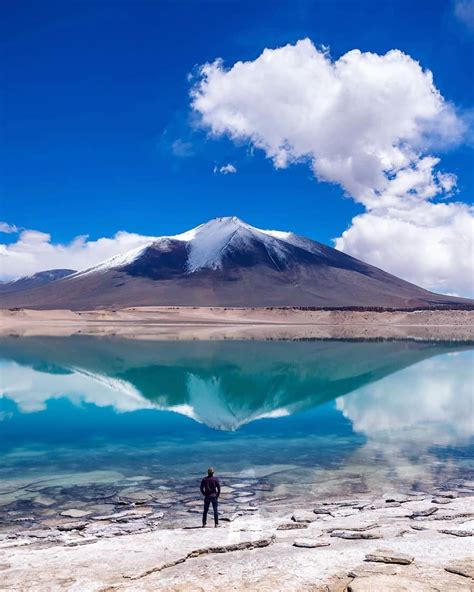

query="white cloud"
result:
[335,201,474,296]
[191,39,473,296]
[0,227,156,280]
[336,351,474,447]
[213,163,237,174]
[0,361,152,414]
[0,222,18,234]
[455,0,474,30]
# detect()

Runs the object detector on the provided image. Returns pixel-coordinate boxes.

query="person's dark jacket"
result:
[200,476,220,499]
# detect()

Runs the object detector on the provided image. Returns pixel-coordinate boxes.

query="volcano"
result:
[0,217,470,309]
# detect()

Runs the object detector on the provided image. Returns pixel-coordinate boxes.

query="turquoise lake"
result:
[1,337,473,513]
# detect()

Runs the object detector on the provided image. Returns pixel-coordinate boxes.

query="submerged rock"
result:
[60,509,91,519]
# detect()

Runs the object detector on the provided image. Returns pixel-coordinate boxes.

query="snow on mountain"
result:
[0,269,76,294]
[70,243,155,278]
[71,216,304,276]
[2,216,471,309]
[185,216,292,272]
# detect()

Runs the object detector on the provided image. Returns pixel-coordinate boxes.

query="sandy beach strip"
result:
[1,306,473,341]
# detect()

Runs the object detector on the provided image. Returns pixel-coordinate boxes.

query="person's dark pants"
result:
[203,496,218,525]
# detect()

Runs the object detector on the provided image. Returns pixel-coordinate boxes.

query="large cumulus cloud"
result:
[191,39,473,296]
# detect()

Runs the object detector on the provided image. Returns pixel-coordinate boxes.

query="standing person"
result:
[201,467,220,527]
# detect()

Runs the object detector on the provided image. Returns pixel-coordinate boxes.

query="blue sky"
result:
[1,0,473,294]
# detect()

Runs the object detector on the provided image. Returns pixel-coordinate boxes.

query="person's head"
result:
[207,467,214,477]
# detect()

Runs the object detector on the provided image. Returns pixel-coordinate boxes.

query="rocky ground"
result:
[1,476,473,591]
[0,306,473,341]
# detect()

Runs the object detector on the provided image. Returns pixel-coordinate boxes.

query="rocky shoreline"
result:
[1,474,473,590]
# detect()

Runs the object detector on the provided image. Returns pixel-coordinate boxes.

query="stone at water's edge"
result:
[57,521,88,531]
[364,548,414,565]
[60,509,91,519]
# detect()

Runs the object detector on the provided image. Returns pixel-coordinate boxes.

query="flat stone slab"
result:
[57,521,88,531]
[293,538,330,548]
[92,509,153,521]
[25,529,61,539]
[444,559,474,579]
[313,507,334,515]
[383,493,411,503]
[409,507,438,518]
[291,510,317,523]
[64,537,98,547]
[327,522,379,533]
[365,548,414,565]
[119,492,154,503]
[220,512,242,522]
[432,497,451,504]
[439,528,473,537]
[331,530,382,540]
[277,523,308,530]
[435,491,458,499]
[34,496,56,506]
[60,509,91,519]
[348,575,436,591]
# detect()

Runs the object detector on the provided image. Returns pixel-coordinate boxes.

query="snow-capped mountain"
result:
[0,217,470,309]
[0,269,76,295]
[70,216,326,278]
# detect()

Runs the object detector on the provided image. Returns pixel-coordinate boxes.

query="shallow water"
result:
[0,337,473,519]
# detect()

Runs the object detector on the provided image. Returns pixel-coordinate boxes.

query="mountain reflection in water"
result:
[0,336,473,501]
[0,337,472,435]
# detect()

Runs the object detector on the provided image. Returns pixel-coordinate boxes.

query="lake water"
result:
[1,337,473,519]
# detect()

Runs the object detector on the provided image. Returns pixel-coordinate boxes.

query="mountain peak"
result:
[208,215,245,225]
[185,216,264,272]
[8,216,470,310]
